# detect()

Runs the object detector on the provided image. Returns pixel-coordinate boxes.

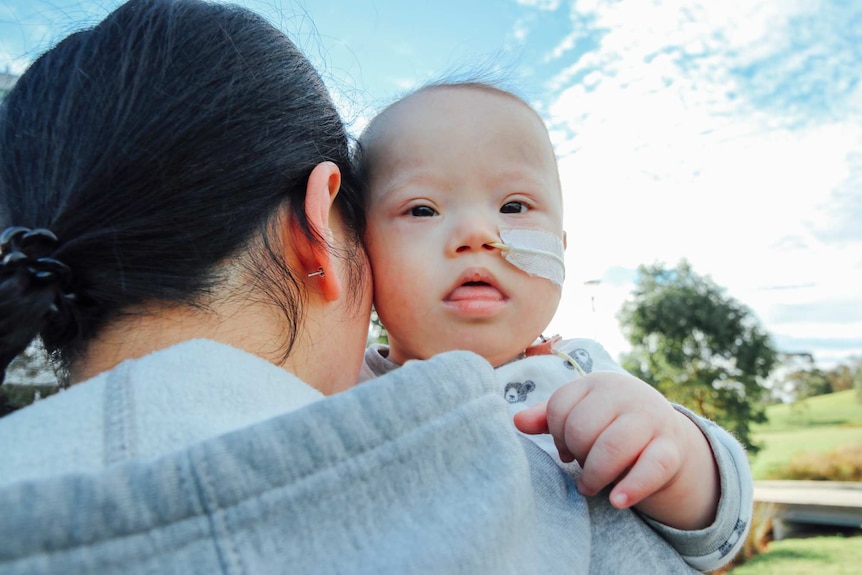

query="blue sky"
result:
[2,0,861,368]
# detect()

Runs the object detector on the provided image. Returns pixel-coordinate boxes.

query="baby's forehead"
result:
[365,84,542,137]
[361,85,558,169]
[359,86,564,209]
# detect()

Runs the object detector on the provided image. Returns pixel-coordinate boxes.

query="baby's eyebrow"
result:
[486,169,552,190]
[375,172,450,200]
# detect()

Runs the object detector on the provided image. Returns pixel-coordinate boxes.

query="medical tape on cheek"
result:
[488,228,566,287]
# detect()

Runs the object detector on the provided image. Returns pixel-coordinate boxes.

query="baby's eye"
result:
[409,205,438,217]
[501,201,528,214]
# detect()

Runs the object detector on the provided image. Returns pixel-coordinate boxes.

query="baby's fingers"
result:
[514,403,575,462]
[513,402,549,435]
[576,415,645,497]
[608,436,682,509]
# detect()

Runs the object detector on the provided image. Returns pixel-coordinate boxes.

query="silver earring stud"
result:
[307,267,325,278]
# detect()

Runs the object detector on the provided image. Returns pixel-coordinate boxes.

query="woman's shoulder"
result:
[0,338,325,487]
[0,371,109,487]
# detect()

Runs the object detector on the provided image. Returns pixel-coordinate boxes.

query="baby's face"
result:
[364,86,565,367]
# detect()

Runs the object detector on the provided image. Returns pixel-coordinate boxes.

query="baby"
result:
[357,82,751,571]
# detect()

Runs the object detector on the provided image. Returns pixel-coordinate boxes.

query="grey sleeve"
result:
[642,405,754,572]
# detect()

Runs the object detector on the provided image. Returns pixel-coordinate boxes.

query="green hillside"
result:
[750,389,862,479]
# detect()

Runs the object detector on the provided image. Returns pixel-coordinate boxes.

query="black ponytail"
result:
[0,229,71,383]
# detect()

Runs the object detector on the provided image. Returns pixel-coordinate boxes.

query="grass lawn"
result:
[755,390,862,432]
[737,390,862,573]
[750,390,862,479]
[730,536,862,574]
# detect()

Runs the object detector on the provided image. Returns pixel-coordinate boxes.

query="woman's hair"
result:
[0,0,366,383]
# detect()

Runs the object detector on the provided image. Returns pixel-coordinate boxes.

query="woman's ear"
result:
[292,161,342,301]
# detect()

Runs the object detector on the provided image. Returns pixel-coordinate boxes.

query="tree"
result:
[1,340,60,419]
[4,340,59,387]
[768,352,820,403]
[855,362,862,404]
[618,260,777,453]
[368,309,388,346]
[785,366,831,400]
[0,384,59,417]
[825,364,854,393]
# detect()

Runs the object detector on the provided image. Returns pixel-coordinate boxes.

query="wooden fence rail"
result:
[753,480,862,539]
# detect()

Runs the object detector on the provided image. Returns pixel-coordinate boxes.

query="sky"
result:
[2,0,861,368]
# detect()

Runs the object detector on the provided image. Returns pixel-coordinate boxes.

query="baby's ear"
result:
[562,230,567,250]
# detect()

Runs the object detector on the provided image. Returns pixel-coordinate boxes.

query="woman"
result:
[0,1,706,573]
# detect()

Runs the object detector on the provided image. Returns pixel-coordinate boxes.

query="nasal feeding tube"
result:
[487,228,565,287]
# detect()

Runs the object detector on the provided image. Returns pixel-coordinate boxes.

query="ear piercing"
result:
[307,267,325,278]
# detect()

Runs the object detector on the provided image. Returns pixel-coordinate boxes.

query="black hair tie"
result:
[0,226,77,313]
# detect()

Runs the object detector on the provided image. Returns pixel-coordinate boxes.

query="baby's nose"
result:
[451,216,500,254]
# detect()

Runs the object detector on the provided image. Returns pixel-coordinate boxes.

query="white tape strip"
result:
[491,228,565,287]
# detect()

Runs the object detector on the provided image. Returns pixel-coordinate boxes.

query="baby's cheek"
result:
[522,280,561,334]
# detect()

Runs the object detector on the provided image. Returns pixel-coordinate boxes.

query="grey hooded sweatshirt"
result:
[0,340,698,574]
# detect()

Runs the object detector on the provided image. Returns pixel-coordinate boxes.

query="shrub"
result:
[780,443,862,482]
[0,384,60,417]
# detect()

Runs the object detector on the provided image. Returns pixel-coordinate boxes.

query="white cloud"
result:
[541,0,862,366]
[516,0,562,10]
[512,18,530,43]
[545,32,579,62]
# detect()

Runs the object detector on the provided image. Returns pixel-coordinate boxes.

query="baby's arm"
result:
[644,405,753,571]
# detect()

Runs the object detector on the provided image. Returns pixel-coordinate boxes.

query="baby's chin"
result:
[426,341,529,370]
[467,331,548,368]
[390,330,540,369]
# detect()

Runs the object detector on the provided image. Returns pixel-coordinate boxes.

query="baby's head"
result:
[359,83,565,367]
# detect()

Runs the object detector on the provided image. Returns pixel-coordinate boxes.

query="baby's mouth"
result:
[444,268,508,309]
[446,281,505,302]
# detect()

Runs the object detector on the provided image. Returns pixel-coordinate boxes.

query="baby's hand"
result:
[514,371,693,511]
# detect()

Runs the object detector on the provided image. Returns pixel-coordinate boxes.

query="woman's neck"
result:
[70,301,287,384]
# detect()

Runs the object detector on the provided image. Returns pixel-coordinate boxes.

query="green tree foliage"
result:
[825,363,854,393]
[0,384,59,417]
[368,309,388,345]
[775,357,861,402]
[0,340,60,419]
[618,261,777,453]
[787,367,832,400]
